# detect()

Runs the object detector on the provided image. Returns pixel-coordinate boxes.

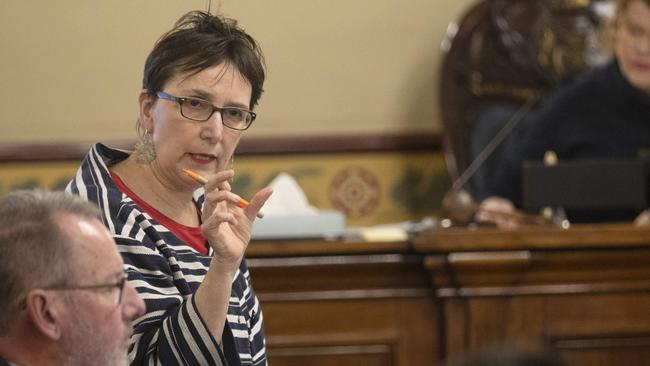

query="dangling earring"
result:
[135,129,156,164]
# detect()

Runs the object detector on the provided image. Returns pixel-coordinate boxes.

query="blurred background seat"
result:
[438,0,613,200]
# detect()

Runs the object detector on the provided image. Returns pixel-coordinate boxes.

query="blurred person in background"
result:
[476,0,650,228]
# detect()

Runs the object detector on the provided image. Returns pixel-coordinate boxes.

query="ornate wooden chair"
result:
[439,0,611,199]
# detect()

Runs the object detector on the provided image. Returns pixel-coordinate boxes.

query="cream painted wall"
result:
[0,0,475,144]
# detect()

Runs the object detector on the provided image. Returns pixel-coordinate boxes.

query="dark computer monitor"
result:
[522,159,648,222]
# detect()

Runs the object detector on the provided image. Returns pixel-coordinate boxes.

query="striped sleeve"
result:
[119,236,226,366]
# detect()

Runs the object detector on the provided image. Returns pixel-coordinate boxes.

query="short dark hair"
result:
[0,190,101,334]
[142,11,266,109]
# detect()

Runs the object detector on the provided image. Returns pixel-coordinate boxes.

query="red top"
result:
[110,171,209,255]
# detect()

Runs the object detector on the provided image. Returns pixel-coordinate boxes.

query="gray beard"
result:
[60,334,128,366]
[58,315,129,366]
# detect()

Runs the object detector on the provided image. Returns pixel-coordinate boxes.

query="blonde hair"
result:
[603,0,650,49]
[614,0,650,23]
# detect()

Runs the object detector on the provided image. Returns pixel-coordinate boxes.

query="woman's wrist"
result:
[209,256,242,277]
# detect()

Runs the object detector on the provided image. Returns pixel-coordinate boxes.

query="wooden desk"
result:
[246,224,650,366]
[246,239,439,366]
[414,223,650,366]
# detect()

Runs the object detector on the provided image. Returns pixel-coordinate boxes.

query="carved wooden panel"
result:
[418,224,650,366]
[248,251,440,366]
[247,224,650,366]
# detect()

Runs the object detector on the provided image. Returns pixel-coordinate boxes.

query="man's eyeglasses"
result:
[40,272,128,306]
[156,91,256,131]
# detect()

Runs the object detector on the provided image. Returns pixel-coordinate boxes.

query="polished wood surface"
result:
[414,223,650,251]
[247,239,439,366]
[248,224,650,366]
[247,238,410,258]
[416,223,650,366]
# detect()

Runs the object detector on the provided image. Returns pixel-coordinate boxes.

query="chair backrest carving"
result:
[439,0,611,183]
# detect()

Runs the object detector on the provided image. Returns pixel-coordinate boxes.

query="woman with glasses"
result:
[476,0,650,228]
[67,11,272,366]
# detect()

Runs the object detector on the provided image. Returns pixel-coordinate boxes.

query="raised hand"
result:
[199,169,272,273]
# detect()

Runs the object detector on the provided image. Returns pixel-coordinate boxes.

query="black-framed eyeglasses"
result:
[40,272,128,306]
[156,91,256,131]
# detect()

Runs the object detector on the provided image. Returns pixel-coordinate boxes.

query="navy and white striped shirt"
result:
[66,143,267,366]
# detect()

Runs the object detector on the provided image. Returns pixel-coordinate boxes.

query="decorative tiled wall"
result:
[0,151,450,226]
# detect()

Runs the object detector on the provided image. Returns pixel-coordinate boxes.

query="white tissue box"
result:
[251,211,346,240]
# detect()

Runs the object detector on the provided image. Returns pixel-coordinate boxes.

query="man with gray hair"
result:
[0,190,145,365]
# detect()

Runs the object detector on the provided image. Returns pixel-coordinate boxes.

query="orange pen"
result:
[183,168,264,219]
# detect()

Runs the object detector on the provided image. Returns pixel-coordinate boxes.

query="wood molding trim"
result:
[0,132,441,162]
[552,334,650,350]
[259,288,433,302]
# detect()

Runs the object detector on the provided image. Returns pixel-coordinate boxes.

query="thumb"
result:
[246,187,273,219]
